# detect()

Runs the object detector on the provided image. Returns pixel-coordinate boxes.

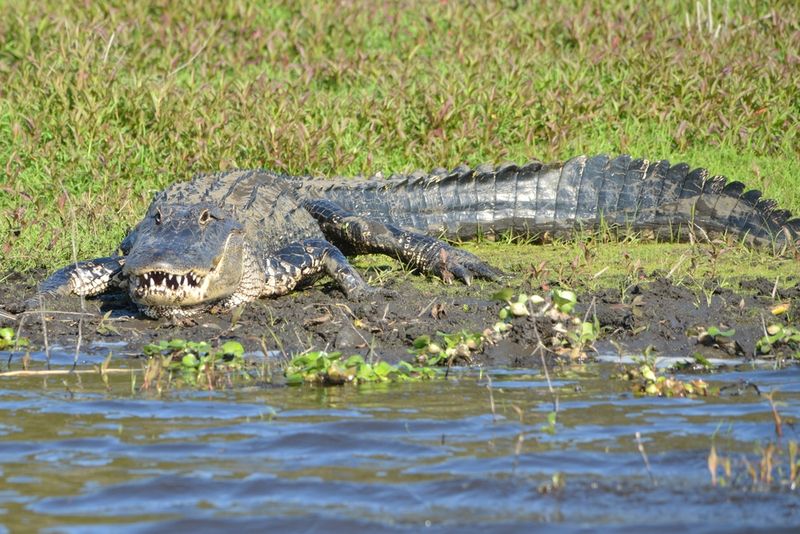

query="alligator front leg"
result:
[23,256,127,312]
[210,238,371,314]
[38,256,127,298]
[265,238,371,296]
[303,199,502,285]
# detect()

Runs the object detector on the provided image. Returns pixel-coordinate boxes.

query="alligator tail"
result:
[297,154,799,249]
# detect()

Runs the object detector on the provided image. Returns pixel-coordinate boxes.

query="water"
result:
[0,355,798,532]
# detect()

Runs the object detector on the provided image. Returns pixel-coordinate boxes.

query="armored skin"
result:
[38,155,799,318]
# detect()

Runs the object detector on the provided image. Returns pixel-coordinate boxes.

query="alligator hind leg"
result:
[302,199,502,285]
[260,238,370,299]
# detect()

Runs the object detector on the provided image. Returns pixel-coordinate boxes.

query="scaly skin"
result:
[37,155,798,318]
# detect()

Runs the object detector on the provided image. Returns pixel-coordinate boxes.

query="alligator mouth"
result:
[132,270,206,300]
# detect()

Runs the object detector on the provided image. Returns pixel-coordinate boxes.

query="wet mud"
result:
[1,268,798,367]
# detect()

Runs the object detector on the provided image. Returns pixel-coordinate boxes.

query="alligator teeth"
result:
[137,270,204,292]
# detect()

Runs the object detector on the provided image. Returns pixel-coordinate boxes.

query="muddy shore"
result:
[1,266,798,369]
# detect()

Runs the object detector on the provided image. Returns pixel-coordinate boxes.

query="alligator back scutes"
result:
[292,154,798,247]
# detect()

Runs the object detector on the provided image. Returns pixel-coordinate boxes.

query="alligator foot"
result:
[262,238,372,299]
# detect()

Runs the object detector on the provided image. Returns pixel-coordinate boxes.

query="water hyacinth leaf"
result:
[286,373,304,386]
[221,341,244,357]
[168,339,188,350]
[552,289,577,314]
[357,366,376,381]
[640,365,657,382]
[412,335,431,349]
[374,361,394,378]
[509,301,529,317]
[344,354,367,368]
[766,325,782,336]
[707,326,736,338]
[491,288,515,302]
[0,328,13,341]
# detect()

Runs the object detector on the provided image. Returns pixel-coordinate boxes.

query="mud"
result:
[1,268,798,368]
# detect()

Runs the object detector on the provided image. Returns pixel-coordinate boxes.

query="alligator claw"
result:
[431,246,503,285]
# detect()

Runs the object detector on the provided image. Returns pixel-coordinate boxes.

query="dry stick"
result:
[666,252,689,280]
[19,309,94,318]
[486,373,497,423]
[417,297,438,317]
[635,431,656,485]
[0,368,135,377]
[532,322,559,415]
[38,294,52,370]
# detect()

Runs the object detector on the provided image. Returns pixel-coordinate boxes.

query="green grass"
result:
[1,0,798,272]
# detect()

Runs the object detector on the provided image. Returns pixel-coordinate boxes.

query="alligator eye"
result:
[154,209,162,225]
[199,209,210,225]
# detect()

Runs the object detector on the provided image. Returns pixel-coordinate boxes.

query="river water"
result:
[0,350,798,532]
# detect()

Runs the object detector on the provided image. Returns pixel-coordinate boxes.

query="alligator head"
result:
[122,203,246,312]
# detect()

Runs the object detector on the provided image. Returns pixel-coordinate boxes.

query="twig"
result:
[18,309,101,319]
[635,431,656,485]
[39,295,51,370]
[0,368,135,377]
[486,373,497,423]
[533,322,559,415]
[417,297,438,317]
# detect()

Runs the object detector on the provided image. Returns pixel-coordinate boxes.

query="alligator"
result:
[37,154,799,319]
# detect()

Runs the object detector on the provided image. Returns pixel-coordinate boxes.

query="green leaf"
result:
[640,365,657,382]
[552,289,577,314]
[412,335,431,349]
[286,373,304,386]
[168,339,187,350]
[373,361,394,378]
[356,365,376,381]
[491,288,515,302]
[0,327,13,341]
[344,354,366,368]
[221,340,244,357]
[707,326,736,338]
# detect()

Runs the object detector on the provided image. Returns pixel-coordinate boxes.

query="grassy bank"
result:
[1,0,798,272]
